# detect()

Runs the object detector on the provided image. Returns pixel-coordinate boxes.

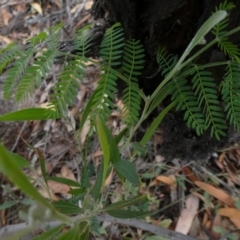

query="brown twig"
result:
[0,214,200,240]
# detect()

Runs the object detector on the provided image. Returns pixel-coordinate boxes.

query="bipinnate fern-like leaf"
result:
[3,25,60,102]
[192,68,227,139]
[221,61,240,129]
[157,49,206,135]
[73,24,92,55]
[51,60,86,117]
[214,0,235,12]
[45,22,63,50]
[121,39,144,125]
[15,49,56,102]
[212,1,240,60]
[171,77,206,135]
[0,43,21,74]
[89,23,124,120]
[49,25,92,117]
[157,48,178,77]
[3,43,35,99]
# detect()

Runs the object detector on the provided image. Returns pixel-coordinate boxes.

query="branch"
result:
[0,214,200,240]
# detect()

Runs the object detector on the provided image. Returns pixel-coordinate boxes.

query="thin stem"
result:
[181,39,218,69]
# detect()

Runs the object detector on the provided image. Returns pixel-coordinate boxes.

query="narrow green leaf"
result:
[0,200,16,210]
[52,201,83,214]
[91,160,104,200]
[145,236,168,240]
[148,84,172,114]
[6,151,30,168]
[68,187,86,195]
[0,144,53,210]
[141,102,175,145]
[21,198,34,205]
[78,221,90,240]
[104,195,149,211]
[32,224,63,240]
[0,108,56,121]
[58,226,78,240]
[46,176,81,187]
[109,136,121,164]
[113,160,140,185]
[95,115,111,188]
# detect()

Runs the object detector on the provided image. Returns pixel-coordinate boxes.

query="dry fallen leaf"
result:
[202,211,209,227]
[218,208,240,220]
[194,181,234,206]
[156,175,176,187]
[38,185,60,201]
[0,209,6,225]
[229,218,240,229]
[36,162,53,176]
[182,166,200,183]
[0,35,13,44]
[175,195,199,234]
[47,180,71,194]
[70,3,81,14]
[104,167,114,187]
[224,161,240,186]
[85,0,93,10]
[60,165,76,182]
[30,2,43,15]
[80,119,91,144]
[93,150,103,158]
[1,8,12,26]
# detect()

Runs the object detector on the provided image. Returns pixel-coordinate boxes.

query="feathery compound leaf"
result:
[73,24,92,55]
[157,48,178,77]
[45,22,63,50]
[27,31,47,46]
[15,50,56,102]
[122,39,144,125]
[192,68,227,139]
[221,61,240,130]
[214,0,235,12]
[171,77,206,135]
[0,43,21,74]
[50,59,86,117]
[4,43,35,99]
[49,25,92,117]
[212,1,239,60]
[89,23,124,120]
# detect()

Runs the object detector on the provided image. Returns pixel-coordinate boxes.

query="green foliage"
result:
[90,23,124,120]
[221,61,240,129]
[51,24,92,117]
[212,1,240,61]
[122,39,145,125]
[153,1,238,139]
[3,43,35,99]
[171,75,206,135]
[1,1,240,239]
[1,7,236,139]
[0,42,21,74]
